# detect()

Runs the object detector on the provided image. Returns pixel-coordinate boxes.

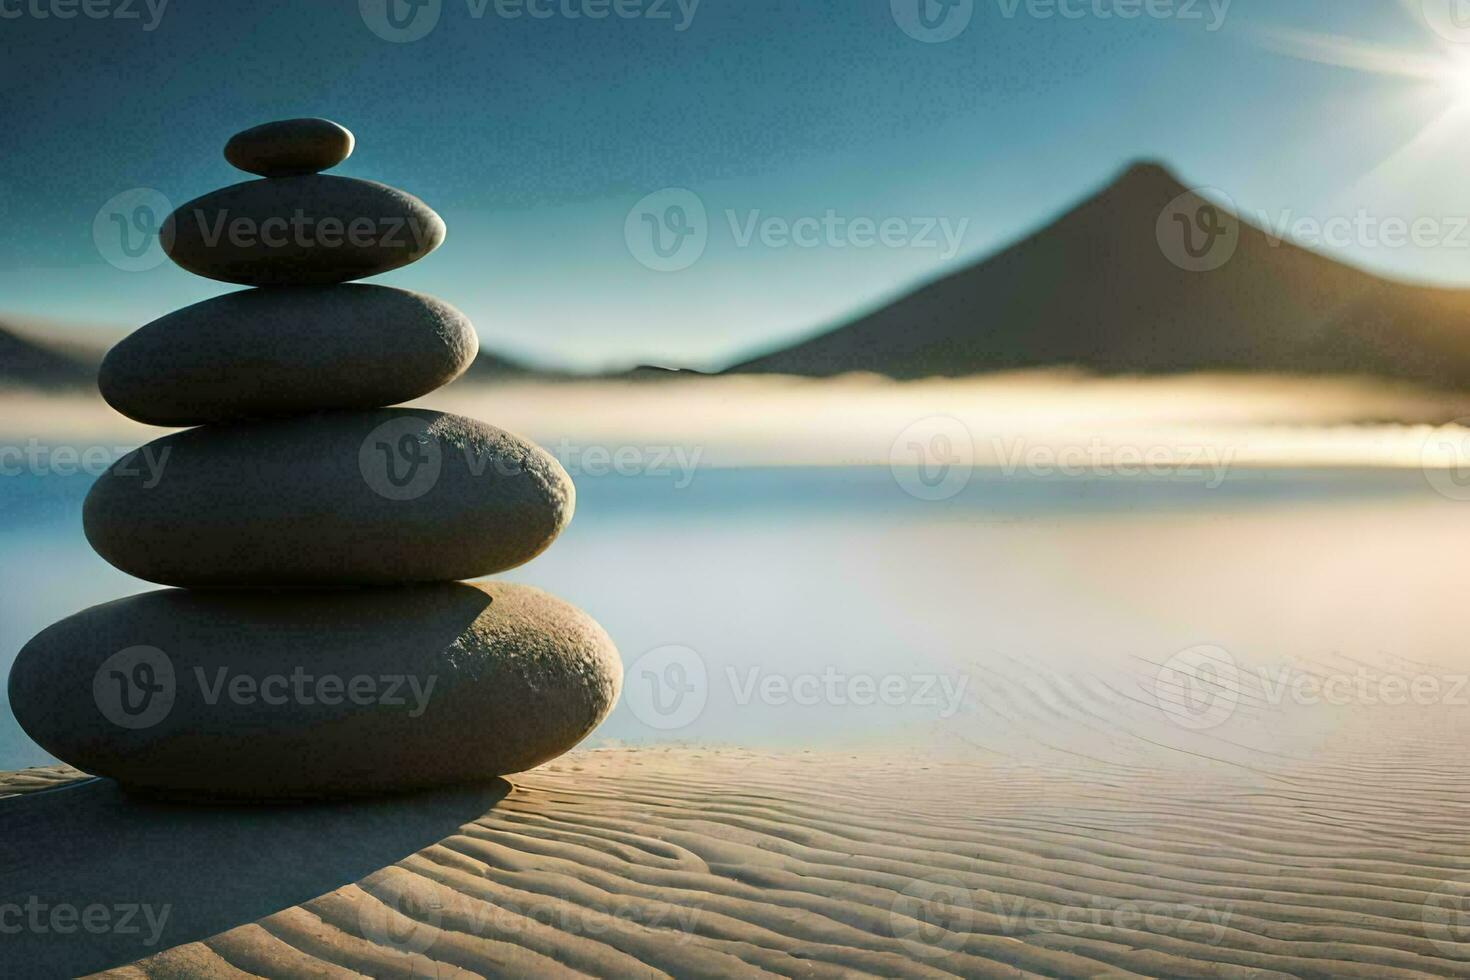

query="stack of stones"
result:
[8,118,622,800]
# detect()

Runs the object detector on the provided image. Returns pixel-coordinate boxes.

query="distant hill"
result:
[456,353,713,384]
[457,349,546,382]
[728,162,1470,387]
[0,321,98,390]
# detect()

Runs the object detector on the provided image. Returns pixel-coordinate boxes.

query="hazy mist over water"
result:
[5,464,1467,770]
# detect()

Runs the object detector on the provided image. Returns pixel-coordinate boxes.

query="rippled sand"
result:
[5,728,1467,978]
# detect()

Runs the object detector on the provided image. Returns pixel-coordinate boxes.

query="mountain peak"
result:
[0,321,96,390]
[1103,159,1190,201]
[728,159,1470,386]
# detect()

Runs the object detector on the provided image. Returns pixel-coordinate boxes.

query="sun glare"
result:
[1437,55,1470,109]
[1253,13,1470,181]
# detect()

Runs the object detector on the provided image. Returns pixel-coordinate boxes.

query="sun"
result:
[1253,15,1470,181]
[1436,55,1470,109]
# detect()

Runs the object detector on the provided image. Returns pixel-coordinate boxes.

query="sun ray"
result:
[1253,15,1470,193]
[1253,26,1447,82]
[1342,100,1470,197]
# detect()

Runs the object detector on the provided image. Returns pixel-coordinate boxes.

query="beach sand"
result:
[5,739,1469,978]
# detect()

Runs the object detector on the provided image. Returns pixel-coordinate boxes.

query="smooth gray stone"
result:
[224,118,355,177]
[99,286,479,426]
[84,409,573,588]
[161,176,446,286]
[7,582,621,799]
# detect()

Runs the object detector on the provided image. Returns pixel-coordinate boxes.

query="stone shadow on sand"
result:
[0,776,509,977]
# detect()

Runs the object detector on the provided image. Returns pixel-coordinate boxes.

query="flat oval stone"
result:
[84,410,573,588]
[224,118,355,177]
[99,286,479,426]
[7,582,621,799]
[161,176,446,286]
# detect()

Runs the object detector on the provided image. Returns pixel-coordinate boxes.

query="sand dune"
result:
[1,732,1463,978]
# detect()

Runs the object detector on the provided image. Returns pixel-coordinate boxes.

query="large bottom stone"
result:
[7,582,621,800]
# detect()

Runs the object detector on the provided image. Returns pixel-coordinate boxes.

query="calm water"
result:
[2,465,1464,771]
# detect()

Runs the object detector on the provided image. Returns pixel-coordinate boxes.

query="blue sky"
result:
[3,0,1469,370]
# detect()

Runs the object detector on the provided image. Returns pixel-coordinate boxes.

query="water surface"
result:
[2,465,1464,771]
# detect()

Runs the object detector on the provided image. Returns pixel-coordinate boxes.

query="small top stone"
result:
[224,118,355,177]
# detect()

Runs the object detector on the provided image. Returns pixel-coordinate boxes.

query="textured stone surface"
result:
[224,118,355,177]
[84,409,573,588]
[161,176,446,286]
[99,285,478,425]
[7,582,621,799]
